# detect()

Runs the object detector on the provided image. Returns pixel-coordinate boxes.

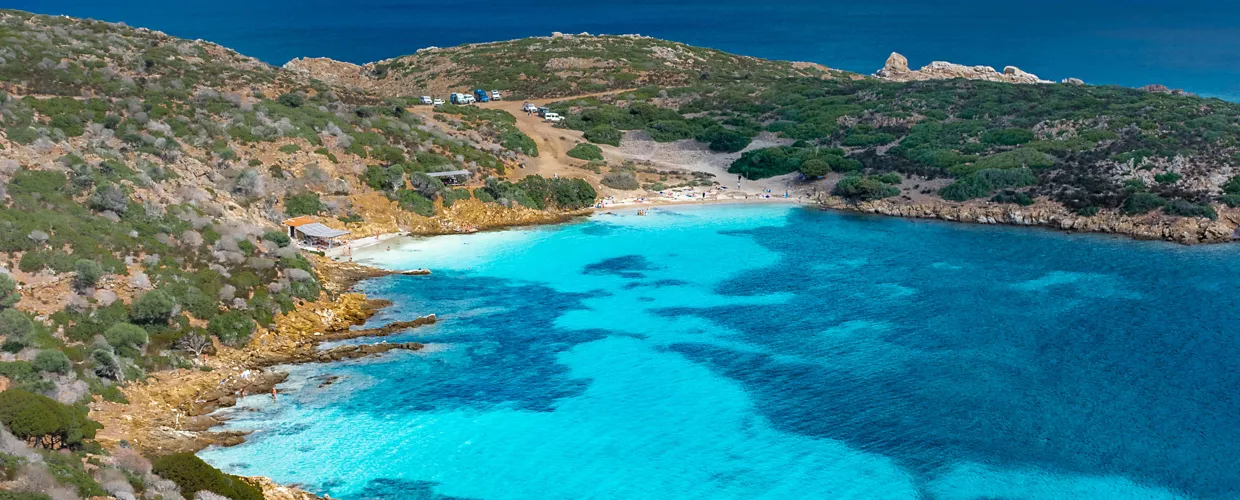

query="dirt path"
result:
[413,90,817,202]
[478,93,813,200]
[476,96,618,188]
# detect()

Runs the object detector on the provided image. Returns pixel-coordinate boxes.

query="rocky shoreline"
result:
[87,260,438,499]
[819,196,1239,245]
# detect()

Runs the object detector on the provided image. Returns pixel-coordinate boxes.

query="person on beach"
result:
[271,387,277,400]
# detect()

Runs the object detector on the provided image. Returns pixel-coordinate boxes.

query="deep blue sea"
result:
[199,204,1240,499]
[14,0,1240,100]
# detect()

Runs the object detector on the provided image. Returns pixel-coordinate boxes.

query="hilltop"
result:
[284,32,841,99]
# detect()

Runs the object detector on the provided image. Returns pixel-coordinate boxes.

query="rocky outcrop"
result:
[246,476,331,500]
[819,197,1238,245]
[876,52,1052,84]
[90,293,438,456]
[1140,84,1195,97]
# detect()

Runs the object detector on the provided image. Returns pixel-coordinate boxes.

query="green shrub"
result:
[364,164,404,192]
[393,190,435,217]
[957,148,1056,175]
[151,453,264,500]
[32,350,71,374]
[1163,199,1217,219]
[733,146,857,179]
[981,128,1035,146]
[1077,206,1101,216]
[499,130,538,157]
[283,191,325,217]
[278,144,301,153]
[1154,172,1181,184]
[567,143,604,161]
[0,309,33,342]
[1223,175,1240,195]
[601,172,640,190]
[263,231,291,248]
[1122,192,1167,215]
[0,389,99,447]
[73,259,104,291]
[645,120,698,142]
[800,159,830,178]
[0,275,18,308]
[584,125,622,146]
[991,190,1035,206]
[874,172,902,185]
[130,290,176,324]
[833,176,899,201]
[208,311,256,346]
[9,170,68,198]
[1219,193,1240,208]
[276,93,304,108]
[697,126,750,153]
[105,323,149,353]
[940,168,1037,201]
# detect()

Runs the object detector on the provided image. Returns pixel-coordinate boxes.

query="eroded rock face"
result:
[876,52,1052,84]
[819,197,1238,245]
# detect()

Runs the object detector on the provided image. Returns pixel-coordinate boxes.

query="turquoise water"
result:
[15,0,1240,100]
[200,205,1240,499]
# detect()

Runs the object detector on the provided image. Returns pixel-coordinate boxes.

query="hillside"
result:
[284,33,841,100]
[0,9,595,499]
[549,69,1240,242]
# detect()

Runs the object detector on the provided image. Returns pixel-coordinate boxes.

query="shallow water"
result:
[201,204,1240,499]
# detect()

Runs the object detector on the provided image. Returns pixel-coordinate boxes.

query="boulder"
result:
[878,52,910,76]
[877,53,1053,84]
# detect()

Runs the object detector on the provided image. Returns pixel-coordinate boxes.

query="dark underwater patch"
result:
[579,221,618,236]
[353,478,479,500]
[335,272,607,415]
[622,279,690,290]
[582,254,660,279]
[652,208,1240,498]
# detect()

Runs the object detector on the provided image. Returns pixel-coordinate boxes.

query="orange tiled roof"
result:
[282,216,316,227]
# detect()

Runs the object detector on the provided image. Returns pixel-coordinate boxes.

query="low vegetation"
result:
[152,453,264,500]
[553,74,1240,216]
[361,35,836,99]
[567,143,604,161]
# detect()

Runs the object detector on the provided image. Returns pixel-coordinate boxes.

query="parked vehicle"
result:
[419,96,433,105]
[473,89,490,103]
[522,102,538,113]
[491,90,502,100]
[432,98,445,106]
[543,112,563,123]
[536,107,550,117]
[450,93,477,105]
